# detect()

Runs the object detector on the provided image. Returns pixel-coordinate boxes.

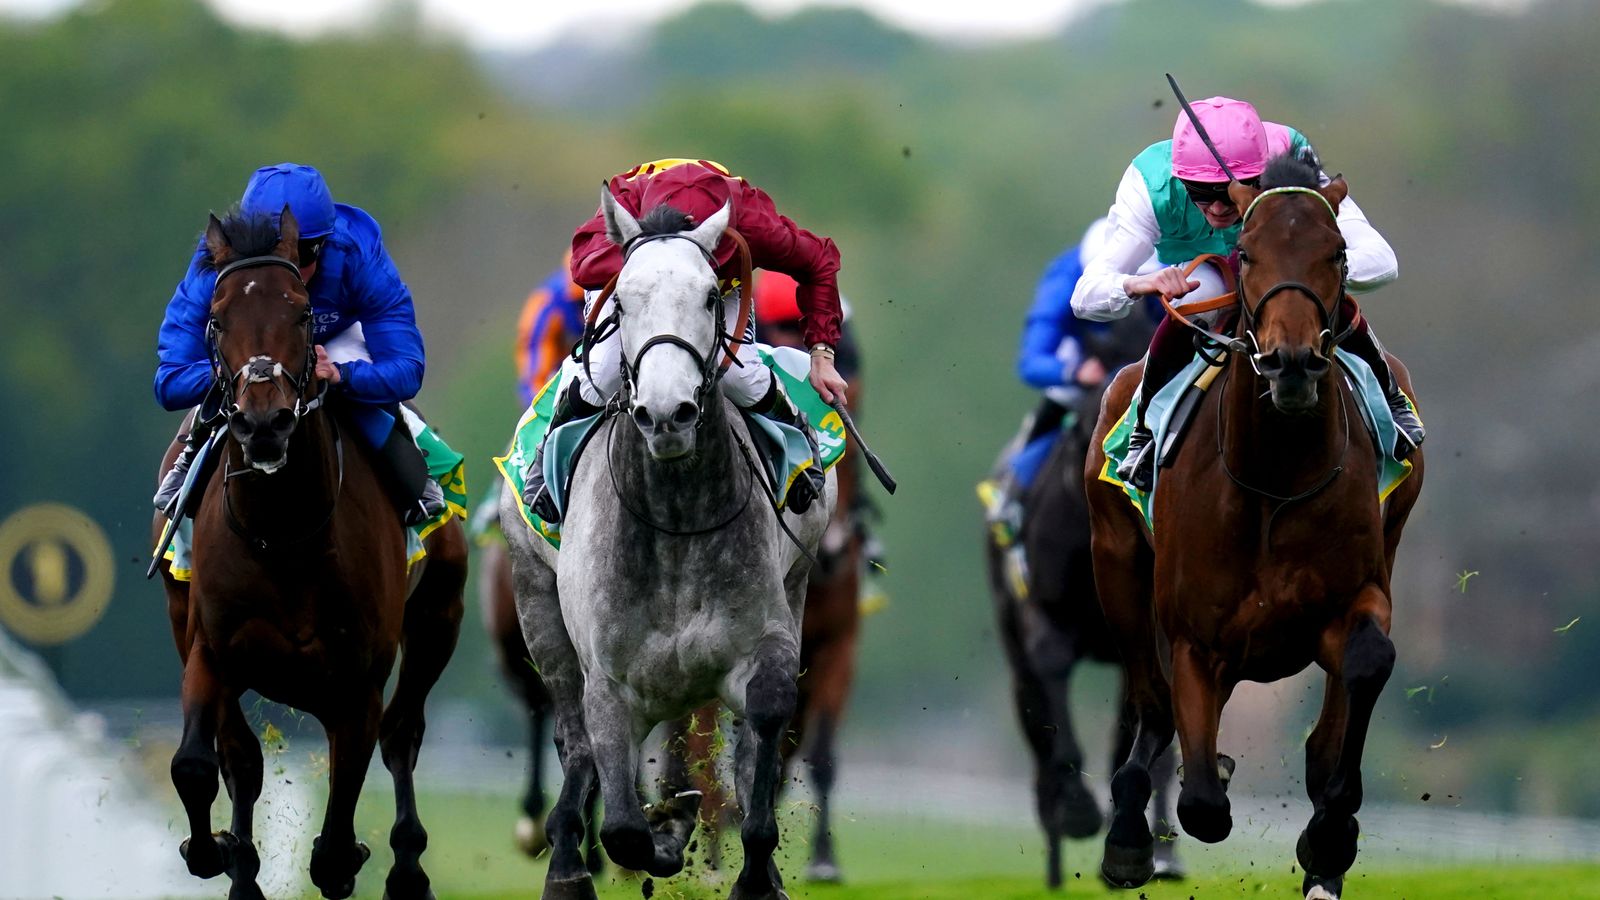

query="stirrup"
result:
[1117,426,1156,492]
[403,480,446,527]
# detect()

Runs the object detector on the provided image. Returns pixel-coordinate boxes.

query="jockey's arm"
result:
[1334,193,1399,294]
[338,238,425,404]
[153,246,218,412]
[1071,166,1165,322]
[1018,248,1084,389]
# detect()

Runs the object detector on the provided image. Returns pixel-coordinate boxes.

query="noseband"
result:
[580,227,755,422]
[206,255,326,422]
[1160,187,1356,371]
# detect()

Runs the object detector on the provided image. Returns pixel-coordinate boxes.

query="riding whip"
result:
[829,400,897,494]
[1165,73,1240,182]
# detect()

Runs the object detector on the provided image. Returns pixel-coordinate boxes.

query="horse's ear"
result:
[204,214,233,265]
[1227,180,1261,215]
[275,204,300,262]
[684,201,731,256]
[1319,176,1348,215]
[601,186,641,247]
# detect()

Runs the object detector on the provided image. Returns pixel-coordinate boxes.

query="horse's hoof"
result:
[1177,792,1232,844]
[179,831,237,879]
[310,837,371,900]
[514,815,550,857]
[381,891,436,900]
[1151,838,1185,881]
[1058,777,1105,839]
[1304,872,1343,900]
[805,859,843,883]
[1099,840,1154,888]
[541,874,599,900]
[727,885,789,900]
[1297,817,1359,877]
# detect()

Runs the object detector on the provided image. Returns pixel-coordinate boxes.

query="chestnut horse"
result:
[1085,161,1423,899]
[154,209,466,900]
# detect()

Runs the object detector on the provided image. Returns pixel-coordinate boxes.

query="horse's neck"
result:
[1221,354,1345,485]
[612,395,743,524]
[224,413,340,531]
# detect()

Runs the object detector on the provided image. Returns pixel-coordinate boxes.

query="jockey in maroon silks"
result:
[521,159,847,524]
[1071,98,1424,491]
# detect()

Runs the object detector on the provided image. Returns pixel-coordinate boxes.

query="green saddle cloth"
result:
[1099,349,1416,531]
[495,344,847,550]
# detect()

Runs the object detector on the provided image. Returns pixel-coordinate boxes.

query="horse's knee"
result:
[171,751,219,802]
[1342,618,1394,697]
[746,663,798,736]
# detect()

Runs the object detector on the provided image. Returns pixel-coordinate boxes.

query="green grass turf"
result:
[279,789,1600,899]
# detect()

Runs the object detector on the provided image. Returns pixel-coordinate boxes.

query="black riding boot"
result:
[745,375,826,515]
[1341,323,1425,459]
[522,380,602,524]
[374,415,445,527]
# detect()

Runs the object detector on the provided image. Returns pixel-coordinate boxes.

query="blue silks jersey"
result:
[1017,245,1162,391]
[154,203,424,444]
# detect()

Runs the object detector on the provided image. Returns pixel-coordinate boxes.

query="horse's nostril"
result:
[1305,352,1331,376]
[228,410,252,439]
[269,408,296,434]
[1256,350,1285,373]
[671,402,699,427]
[632,406,654,431]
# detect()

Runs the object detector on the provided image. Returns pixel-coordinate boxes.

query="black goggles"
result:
[298,237,326,265]
[1180,177,1258,207]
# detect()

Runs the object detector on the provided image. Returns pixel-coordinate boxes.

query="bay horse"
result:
[478,534,601,870]
[1085,156,1423,900]
[984,309,1183,889]
[153,208,466,900]
[502,192,833,900]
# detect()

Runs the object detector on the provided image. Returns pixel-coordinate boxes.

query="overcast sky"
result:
[0,0,1536,50]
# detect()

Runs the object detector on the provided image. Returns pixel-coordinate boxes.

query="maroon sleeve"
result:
[569,174,640,290]
[732,181,843,347]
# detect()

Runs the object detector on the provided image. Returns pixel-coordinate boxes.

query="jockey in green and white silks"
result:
[1071,96,1421,492]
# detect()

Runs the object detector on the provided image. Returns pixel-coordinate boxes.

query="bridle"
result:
[206,254,327,423]
[206,253,341,550]
[1158,186,1356,373]
[580,226,755,425]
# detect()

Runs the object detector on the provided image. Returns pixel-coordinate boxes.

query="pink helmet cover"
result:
[1171,97,1287,182]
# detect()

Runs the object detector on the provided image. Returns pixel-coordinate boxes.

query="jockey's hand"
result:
[1125,267,1200,300]
[810,355,848,405]
[313,345,342,384]
[1075,357,1108,387]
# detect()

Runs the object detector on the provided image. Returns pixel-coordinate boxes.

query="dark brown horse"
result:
[153,208,466,900]
[479,534,601,870]
[985,311,1182,889]
[1085,165,1423,899]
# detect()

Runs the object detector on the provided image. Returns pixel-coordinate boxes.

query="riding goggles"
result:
[1181,176,1259,207]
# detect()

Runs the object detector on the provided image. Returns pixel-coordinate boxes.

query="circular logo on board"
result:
[0,504,114,645]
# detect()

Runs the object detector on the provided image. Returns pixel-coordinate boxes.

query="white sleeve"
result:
[1335,192,1398,294]
[1071,165,1163,322]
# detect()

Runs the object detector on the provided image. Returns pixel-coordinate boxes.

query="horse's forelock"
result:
[1258,152,1321,191]
[201,207,284,271]
[636,204,696,238]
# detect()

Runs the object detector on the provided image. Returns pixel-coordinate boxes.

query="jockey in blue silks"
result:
[153,162,444,525]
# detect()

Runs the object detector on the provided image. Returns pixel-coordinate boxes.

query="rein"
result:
[604,411,755,537]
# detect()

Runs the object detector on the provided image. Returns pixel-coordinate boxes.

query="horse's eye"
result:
[706,289,721,309]
[1238,250,1251,265]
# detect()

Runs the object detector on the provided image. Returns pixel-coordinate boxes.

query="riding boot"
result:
[154,415,217,515]
[745,375,826,515]
[522,380,602,524]
[1341,319,1425,459]
[373,414,445,528]
[1116,410,1157,493]
[1115,316,1196,492]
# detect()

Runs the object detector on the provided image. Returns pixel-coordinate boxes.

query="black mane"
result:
[200,208,282,270]
[637,203,696,237]
[1258,151,1321,190]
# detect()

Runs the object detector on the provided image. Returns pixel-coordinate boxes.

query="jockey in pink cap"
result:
[1071,97,1421,491]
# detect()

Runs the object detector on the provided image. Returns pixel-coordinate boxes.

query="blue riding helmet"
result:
[240,163,336,238]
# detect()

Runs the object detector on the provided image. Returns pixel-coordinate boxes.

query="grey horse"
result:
[501,191,833,900]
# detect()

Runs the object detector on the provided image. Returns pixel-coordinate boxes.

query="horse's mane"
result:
[1257,152,1321,191]
[637,203,696,238]
[200,208,282,271]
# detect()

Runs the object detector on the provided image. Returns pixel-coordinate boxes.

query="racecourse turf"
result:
[264,789,1600,899]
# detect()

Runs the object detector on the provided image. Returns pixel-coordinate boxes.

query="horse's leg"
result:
[216,699,265,900]
[1298,586,1395,894]
[665,705,727,871]
[308,695,380,900]
[378,543,466,900]
[1171,639,1233,844]
[515,697,552,857]
[587,685,698,877]
[728,637,801,900]
[795,595,859,884]
[171,642,232,880]
[1112,674,1183,880]
[1001,605,1066,889]
[1091,528,1170,888]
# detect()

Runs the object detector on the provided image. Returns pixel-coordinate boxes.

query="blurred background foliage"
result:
[3,0,1598,817]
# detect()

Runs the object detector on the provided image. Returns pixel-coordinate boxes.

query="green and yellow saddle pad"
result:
[161,407,468,582]
[495,344,847,550]
[1099,349,1417,530]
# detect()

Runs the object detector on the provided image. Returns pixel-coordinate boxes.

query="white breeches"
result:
[323,322,371,364]
[563,288,773,408]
